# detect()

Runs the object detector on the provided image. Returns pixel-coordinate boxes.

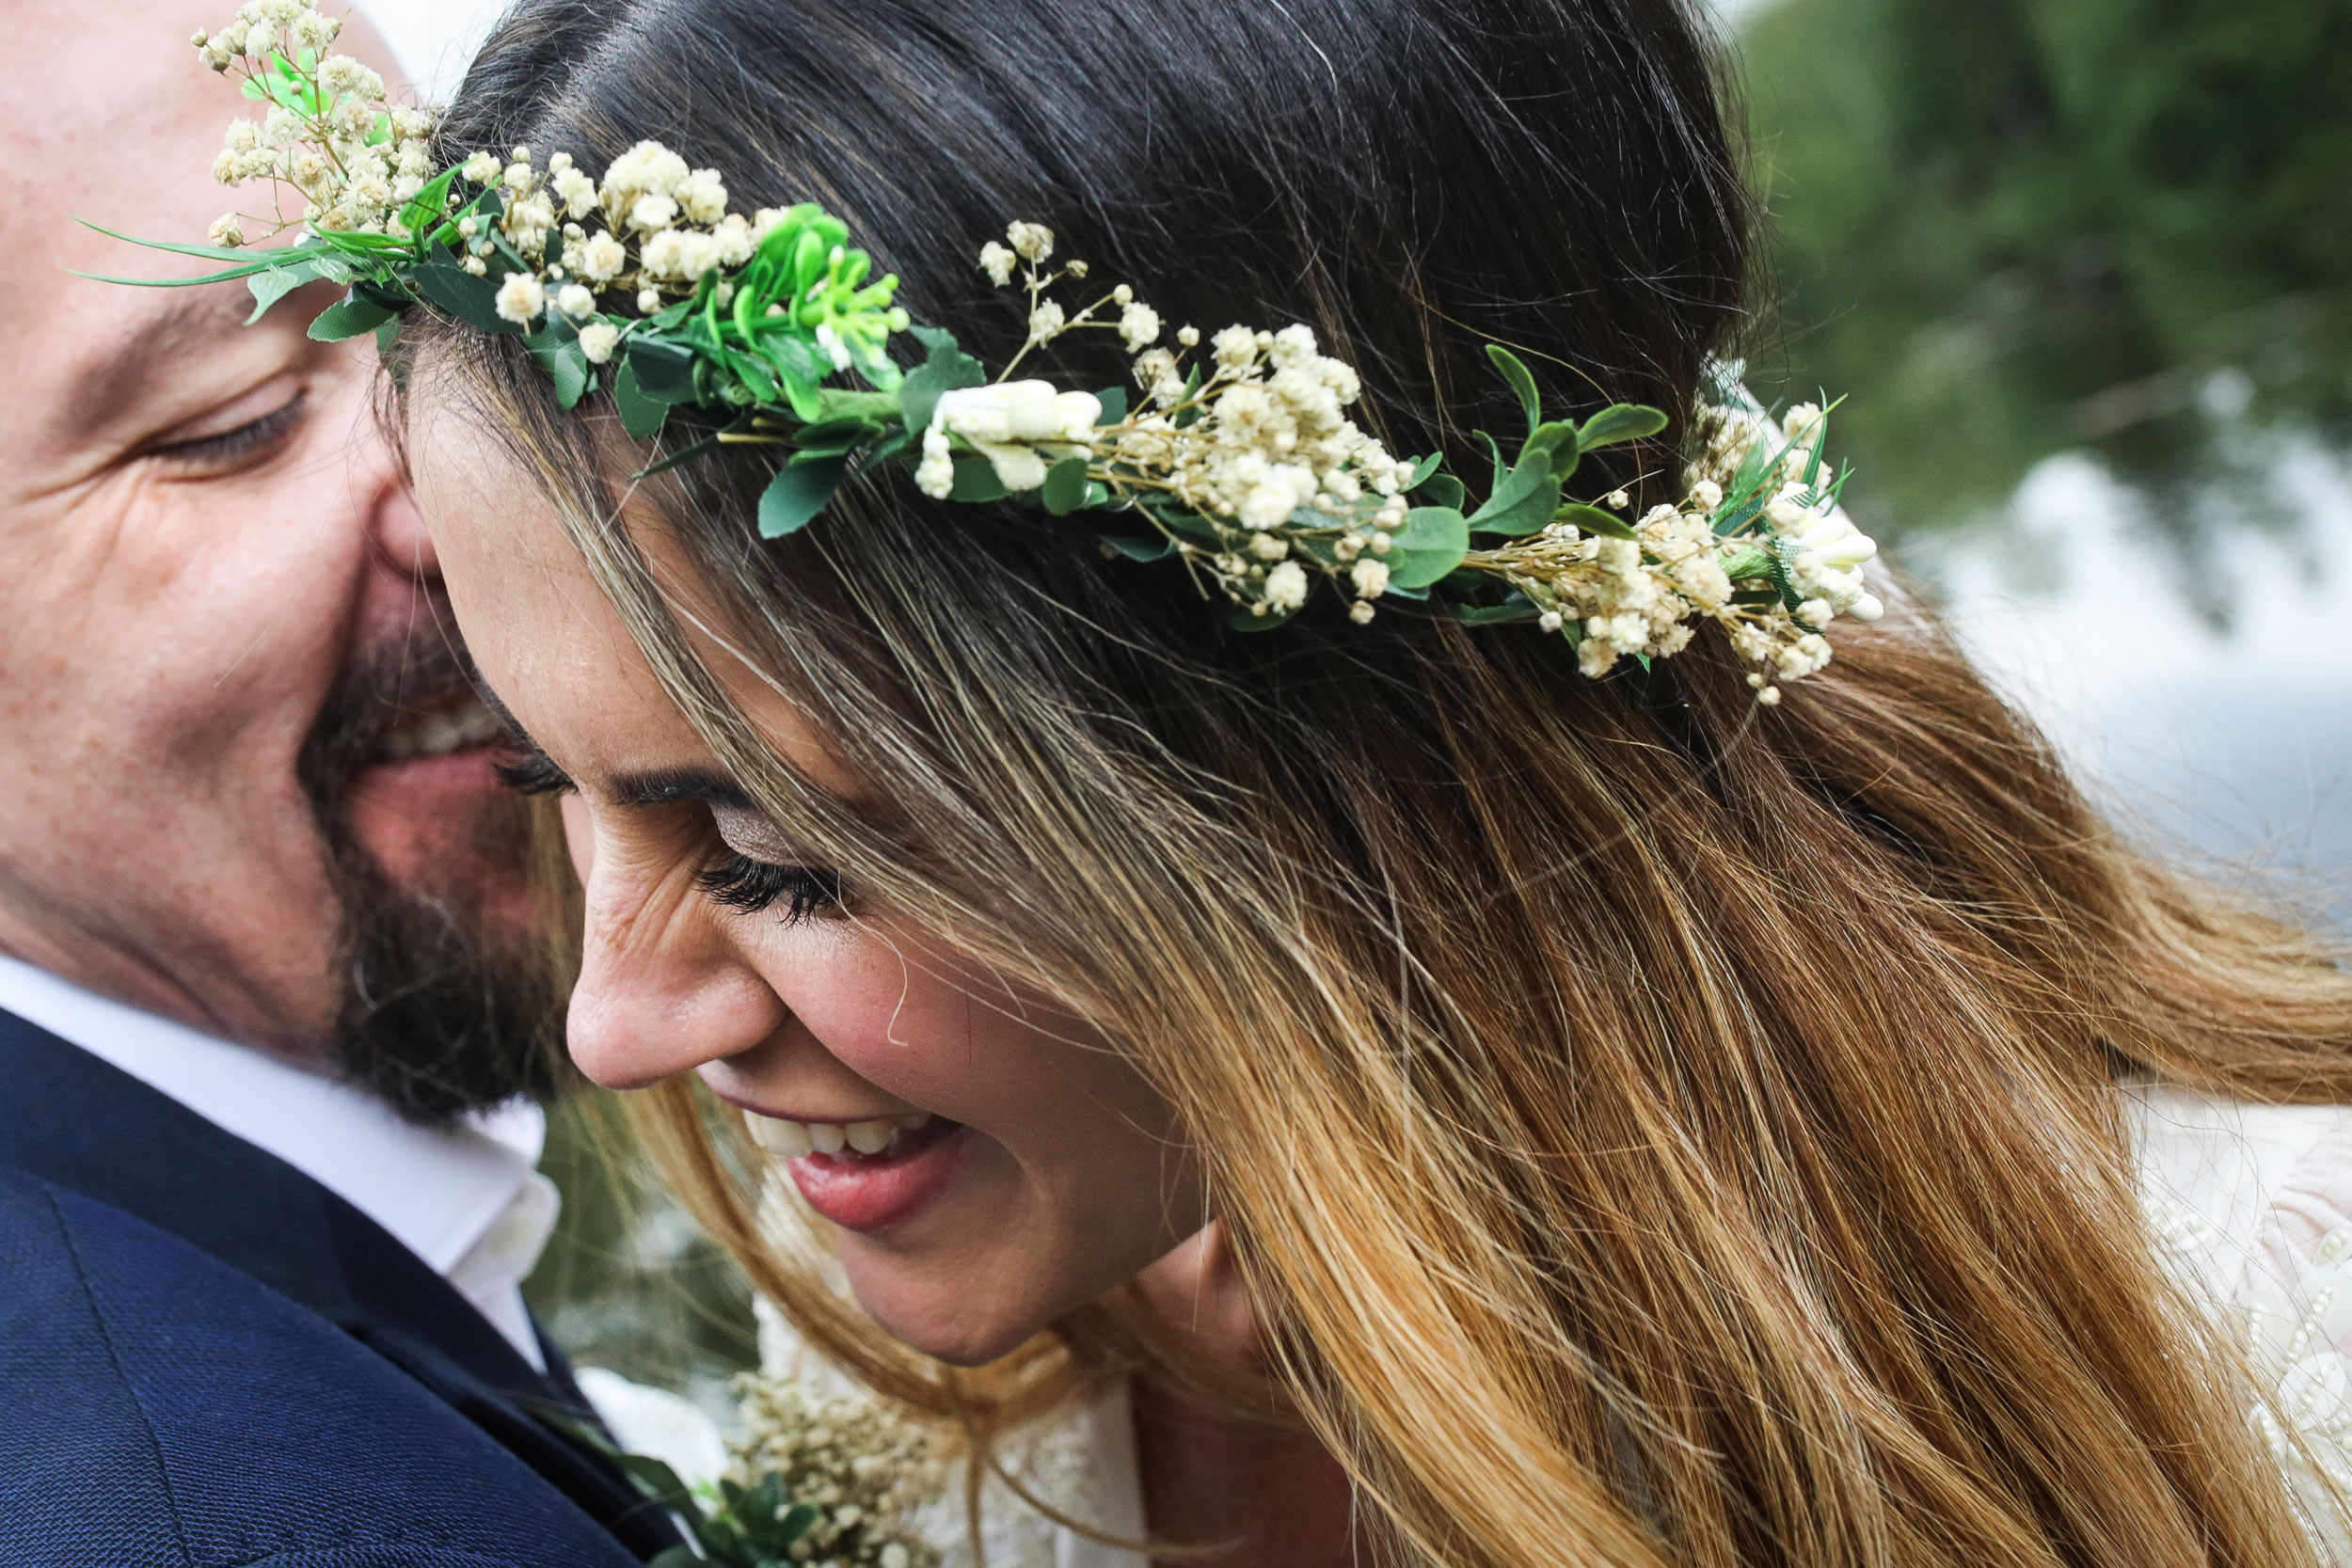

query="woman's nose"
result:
[565,862,792,1090]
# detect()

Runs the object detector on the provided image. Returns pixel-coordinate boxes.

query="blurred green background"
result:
[1739,0,2352,619]
[466,0,2352,1395]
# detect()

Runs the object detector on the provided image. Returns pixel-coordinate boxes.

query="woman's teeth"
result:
[743,1110,930,1160]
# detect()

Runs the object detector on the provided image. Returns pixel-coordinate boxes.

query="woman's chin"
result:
[849,1280,1046,1369]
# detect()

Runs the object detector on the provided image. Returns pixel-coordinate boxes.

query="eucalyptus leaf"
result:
[949,457,1008,503]
[1466,447,1561,536]
[1410,471,1466,513]
[525,331,591,409]
[896,326,984,432]
[1576,404,1669,450]
[758,455,848,537]
[1102,533,1178,562]
[1554,501,1638,541]
[1388,505,1470,588]
[626,337,698,400]
[413,262,519,335]
[1041,455,1090,515]
[1406,451,1443,488]
[305,293,395,342]
[1486,343,1543,439]
[612,360,670,440]
[246,261,326,324]
[1453,600,1542,625]
[1094,386,1128,426]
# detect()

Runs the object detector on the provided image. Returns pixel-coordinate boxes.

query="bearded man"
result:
[0,7,667,1563]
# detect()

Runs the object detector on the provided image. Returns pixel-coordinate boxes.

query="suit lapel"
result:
[0,1007,677,1558]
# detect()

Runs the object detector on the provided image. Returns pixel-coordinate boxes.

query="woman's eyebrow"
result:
[607,767,757,813]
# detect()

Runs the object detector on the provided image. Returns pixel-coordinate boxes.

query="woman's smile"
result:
[735,1105,973,1232]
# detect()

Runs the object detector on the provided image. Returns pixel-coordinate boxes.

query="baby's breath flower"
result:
[554,282,596,318]
[1027,300,1066,343]
[636,286,662,314]
[1177,325,1200,347]
[206,214,245,247]
[493,272,546,324]
[1350,558,1391,597]
[1118,300,1161,352]
[1263,560,1309,612]
[461,150,501,183]
[577,322,620,364]
[1006,220,1053,262]
[977,241,1016,287]
[675,167,728,224]
[575,230,627,282]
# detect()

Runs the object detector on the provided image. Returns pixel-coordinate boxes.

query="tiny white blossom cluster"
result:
[731,1377,945,1568]
[195,0,431,242]
[920,224,1415,623]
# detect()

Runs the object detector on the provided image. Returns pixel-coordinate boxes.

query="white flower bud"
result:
[577,322,620,363]
[1349,558,1391,598]
[493,272,546,324]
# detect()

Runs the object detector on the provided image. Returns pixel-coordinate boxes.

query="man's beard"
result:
[296,619,572,1125]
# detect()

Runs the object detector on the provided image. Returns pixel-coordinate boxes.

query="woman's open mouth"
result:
[742,1110,969,1233]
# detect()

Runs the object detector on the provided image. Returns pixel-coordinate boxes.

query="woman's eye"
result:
[150,392,309,472]
[494,749,575,796]
[696,854,844,923]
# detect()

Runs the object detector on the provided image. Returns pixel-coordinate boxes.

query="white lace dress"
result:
[597,1087,2352,1565]
[2131,1085,2352,1556]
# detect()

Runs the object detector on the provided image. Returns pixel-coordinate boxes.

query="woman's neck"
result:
[1128,1226,1368,1567]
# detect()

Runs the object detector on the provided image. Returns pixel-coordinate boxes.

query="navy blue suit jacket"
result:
[0,1008,678,1566]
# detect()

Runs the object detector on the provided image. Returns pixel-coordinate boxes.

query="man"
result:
[0,6,671,1561]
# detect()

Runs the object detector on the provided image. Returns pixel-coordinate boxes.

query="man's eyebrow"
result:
[608,768,756,812]
[62,288,260,436]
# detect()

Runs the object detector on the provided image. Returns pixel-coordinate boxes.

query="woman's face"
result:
[409,389,1203,1366]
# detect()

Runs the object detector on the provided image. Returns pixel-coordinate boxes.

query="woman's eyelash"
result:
[494,750,574,795]
[695,854,843,923]
[152,393,307,467]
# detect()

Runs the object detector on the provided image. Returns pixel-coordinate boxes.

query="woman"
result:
[395,0,2352,1562]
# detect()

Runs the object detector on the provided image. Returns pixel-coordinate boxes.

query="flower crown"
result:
[101,0,1883,701]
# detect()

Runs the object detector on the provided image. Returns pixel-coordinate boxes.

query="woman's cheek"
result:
[751,922,981,1107]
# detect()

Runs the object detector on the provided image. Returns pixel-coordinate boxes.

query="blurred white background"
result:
[362,0,2352,928]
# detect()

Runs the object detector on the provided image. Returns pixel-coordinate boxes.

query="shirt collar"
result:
[0,954,555,1362]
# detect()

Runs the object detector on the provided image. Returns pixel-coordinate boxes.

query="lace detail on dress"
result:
[2240,1220,2352,1558]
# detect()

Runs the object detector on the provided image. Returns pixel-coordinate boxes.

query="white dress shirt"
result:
[0,954,559,1369]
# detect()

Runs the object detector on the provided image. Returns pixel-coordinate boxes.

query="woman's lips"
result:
[742,1110,969,1233]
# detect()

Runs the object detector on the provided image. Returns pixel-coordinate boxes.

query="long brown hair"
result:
[422,0,2352,1561]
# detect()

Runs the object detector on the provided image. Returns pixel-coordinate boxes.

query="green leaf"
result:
[895,326,984,433]
[306,293,397,342]
[614,1451,692,1505]
[1466,447,1563,537]
[612,360,670,440]
[1453,600,1542,625]
[1410,471,1467,513]
[777,1502,819,1544]
[1486,344,1543,439]
[648,1550,706,1568]
[626,338,700,401]
[246,261,326,324]
[1388,506,1470,589]
[1101,533,1178,562]
[1406,451,1444,489]
[526,330,591,409]
[1094,386,1128,426]
[949,457,1008,503]
[1575,404,1669,451]
[758,456,847,537]
[412,262,519,335]
[1041,455,1090,515]
[1554,501,1638,541]
[374,317,401,355]
[1524,420,1582,481]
